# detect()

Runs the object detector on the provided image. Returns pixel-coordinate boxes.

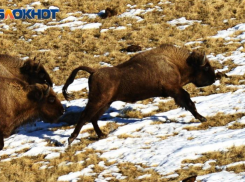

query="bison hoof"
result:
[199,117,207,122]
[68,137,75,145]
[98,133,107,139]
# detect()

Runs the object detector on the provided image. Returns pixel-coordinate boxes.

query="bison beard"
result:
[63,44,216,145]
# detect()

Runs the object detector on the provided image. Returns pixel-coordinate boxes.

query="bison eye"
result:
[48,96,55,103]
[39,72,45,78]
[204,66,209,71]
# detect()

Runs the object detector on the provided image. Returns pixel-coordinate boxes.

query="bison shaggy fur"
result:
[62,44,216,145]
[0,77,64,150]
[0,54,53,86]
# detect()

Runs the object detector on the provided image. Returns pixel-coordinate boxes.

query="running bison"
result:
[0,54,53,86]
[0,77,64,150]
[62,44,216,145]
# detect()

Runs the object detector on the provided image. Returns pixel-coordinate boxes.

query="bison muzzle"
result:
[62,44,216,145]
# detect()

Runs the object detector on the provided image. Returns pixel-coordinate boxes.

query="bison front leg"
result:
[171,88,207,122]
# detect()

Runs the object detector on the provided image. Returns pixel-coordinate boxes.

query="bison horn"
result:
[36,60,41,70]
[44,84,50,96]
[201,53,206,66]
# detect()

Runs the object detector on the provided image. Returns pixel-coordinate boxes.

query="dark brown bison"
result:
[100,7,117,19]
[182,175,197,182]
[0,54,53,86]
[120,45,142,52]
[62,44,216,145]
[0,77,64,150]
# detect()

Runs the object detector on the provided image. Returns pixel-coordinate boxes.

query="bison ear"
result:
[27,87,44,102]
[35,60,41,71]
[187,51,206,67]
[43,84,50,96]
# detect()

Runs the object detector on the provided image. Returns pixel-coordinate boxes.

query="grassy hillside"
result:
[1,0,245,181]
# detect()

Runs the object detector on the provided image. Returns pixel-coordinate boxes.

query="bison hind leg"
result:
[68,101,111,145]
[91,104,111,139]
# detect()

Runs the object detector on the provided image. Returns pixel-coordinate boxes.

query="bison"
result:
[62,44,216,145]
[182,175,197,182]
[0,76,64,150]
[0,54,53,86]
[100,7,117,19]
[120,45,142,52]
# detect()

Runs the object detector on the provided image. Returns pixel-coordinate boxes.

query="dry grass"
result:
[157,100,179,113]
[157,145,245,181]
[1,0,245,181]
[117,134,140,139]
[228,122,245,130]
[77,122,120,140]
[120,99,178,119]
[120,109,146,119]
[0,123,122,181]
[1,0,245,87]
[0,134,119,182]
[0,148,103,182]
[226,163,245,173]
[117,163,163,182]
[183,145,245,170]
[185,112,245,131]
[157,133,179,140]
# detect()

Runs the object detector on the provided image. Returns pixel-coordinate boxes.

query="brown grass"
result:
[1,0,245,87]
[120,99,178,119]
[228,122,245,130]
[117,134,140,139]
[117,163,163,182]
[159,145,245,181]
[185,112,245,131]
[0,142,108,182]
[1,0,245,181]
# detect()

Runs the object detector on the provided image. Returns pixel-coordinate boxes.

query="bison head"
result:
[187,51,216,87]
[27,84,64,123]
[20,58,53,87]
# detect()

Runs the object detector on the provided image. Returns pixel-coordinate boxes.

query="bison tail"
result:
[62,66,95,100]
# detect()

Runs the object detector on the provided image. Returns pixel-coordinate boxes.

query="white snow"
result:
[137,174,152,179]
[167,17,202,30]
[53,78,89,94]
[30,2,41,6]
[119,9,145,22]
[212,23,245,40]
[45,152,60,160]
[73,23,102,30]
[198,171,245,182]
[227,65,245,76]
[202,160,216,170]
[58,165,96,181]
[2,1,245,181]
